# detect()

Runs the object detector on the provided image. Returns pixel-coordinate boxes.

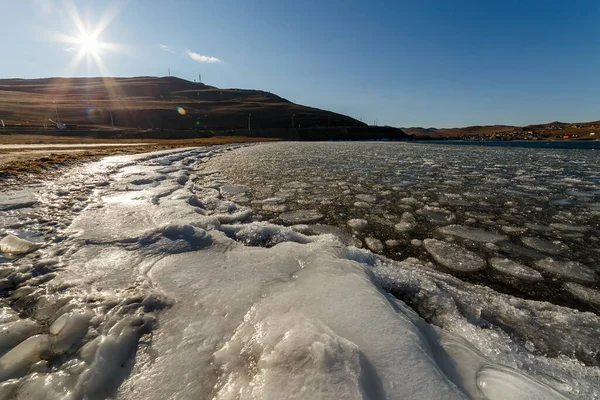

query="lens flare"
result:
[177,107,186,116]
[85,106,103,122]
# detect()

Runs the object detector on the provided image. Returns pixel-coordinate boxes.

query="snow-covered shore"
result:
[0,145,598,399]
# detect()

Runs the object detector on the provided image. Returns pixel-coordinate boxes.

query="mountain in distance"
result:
[0,76,366,131]
[403,121,599,140]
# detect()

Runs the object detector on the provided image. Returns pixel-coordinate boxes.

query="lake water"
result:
[205,142,599,314]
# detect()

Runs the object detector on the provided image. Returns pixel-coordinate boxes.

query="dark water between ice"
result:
[205,141,600,313]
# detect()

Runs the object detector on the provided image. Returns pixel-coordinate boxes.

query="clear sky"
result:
[1,0,598,128]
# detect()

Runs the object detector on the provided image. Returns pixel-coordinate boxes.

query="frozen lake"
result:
[0,142,598,399]
[205,142,600,312]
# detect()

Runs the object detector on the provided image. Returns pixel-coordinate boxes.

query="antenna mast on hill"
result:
[168,68,171,77]
[199,73,201,83]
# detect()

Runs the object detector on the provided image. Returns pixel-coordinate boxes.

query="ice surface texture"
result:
[0,144,598,399]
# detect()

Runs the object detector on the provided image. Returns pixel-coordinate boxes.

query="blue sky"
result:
[1,0,598,127]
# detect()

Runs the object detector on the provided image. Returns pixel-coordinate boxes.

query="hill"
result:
[404,121,599,140]
[0,76,366,132]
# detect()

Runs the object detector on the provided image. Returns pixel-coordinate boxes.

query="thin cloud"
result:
[185,49,221,63]
[63,47,77,53]
[159,44,176,54]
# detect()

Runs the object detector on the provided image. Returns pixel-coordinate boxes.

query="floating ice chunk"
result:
[501,226,527,234]
[496,242,547,260]
[400,197,420,206]
[534,259,597,282]
[0,319,39,356]
[220,185,248,195]
[261,197,286,204]
[347,219,368,230]
[550,223,590,232]
[423,239,486,272]
[489,258,543,281]
[365,237,384,253]
[355,194,377,203]
[0,235,41,255]
[416,206,455,224]
[394,212,417,232]
[49,310,93,354]
[0,334,51,381]
[563,282,600,306]
[476,364,570,400]
[438,225,507,243]
[262,204,289,213]
[0,309,19,325]
[521,237,568,255]
[279,210,324,224]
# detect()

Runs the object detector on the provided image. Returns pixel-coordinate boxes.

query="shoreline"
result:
[0,136,278,183]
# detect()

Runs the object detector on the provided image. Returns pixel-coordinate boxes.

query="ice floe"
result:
[534,259,597,283]
[438,225,507,243]
[424,239,486,272]
[489,257,544,281]
[0,235,41,255]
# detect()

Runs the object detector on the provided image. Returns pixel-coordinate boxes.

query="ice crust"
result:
[0,144,598,399]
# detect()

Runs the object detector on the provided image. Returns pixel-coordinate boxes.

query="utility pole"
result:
[248,113,251,131]
[54,101,61,124]
[168,68,171,77]
[199,73,201,82]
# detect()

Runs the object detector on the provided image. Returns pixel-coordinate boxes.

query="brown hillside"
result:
[0,76,365,131]
[407,121,599,140]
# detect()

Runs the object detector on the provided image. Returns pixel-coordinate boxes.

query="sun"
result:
[47,2,125,76]
[79,33,100,55]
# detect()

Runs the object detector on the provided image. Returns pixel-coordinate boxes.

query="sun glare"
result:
[79,33,100,55]
[48,2,125,76]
